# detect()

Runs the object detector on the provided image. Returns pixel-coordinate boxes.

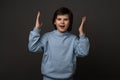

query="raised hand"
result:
[35,11,43,29]
[79,16,86,35]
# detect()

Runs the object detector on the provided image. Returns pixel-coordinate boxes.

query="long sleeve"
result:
[74,34,90,57]
[28,28,48,53]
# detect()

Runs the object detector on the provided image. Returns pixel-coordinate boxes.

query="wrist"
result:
[35,26,41,29]
[80,33,84,36]
[79,31,84,35]
[33,27,41,33]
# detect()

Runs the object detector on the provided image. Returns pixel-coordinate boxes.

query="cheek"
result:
[54,20,60,25]
[66,21,70,26]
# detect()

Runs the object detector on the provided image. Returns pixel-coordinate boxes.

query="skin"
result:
[35,11,86,35]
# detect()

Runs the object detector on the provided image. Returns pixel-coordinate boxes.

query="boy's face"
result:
[54,14,70,33]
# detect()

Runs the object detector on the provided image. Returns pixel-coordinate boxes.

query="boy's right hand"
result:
[35,11,43,29]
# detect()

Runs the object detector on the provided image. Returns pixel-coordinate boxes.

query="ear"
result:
[54,21,56,25]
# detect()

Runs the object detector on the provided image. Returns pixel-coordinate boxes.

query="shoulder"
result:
[42,30,54,37]
[68,33,77,38]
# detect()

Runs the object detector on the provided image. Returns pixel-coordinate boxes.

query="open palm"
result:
[79,16,86,35]
[35,11,43,29]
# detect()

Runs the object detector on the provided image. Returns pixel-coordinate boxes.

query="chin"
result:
[58,28,68,33]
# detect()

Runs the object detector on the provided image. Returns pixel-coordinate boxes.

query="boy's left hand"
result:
[79,16,86,35]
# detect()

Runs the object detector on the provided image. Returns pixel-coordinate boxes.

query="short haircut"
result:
[52,7,73,32]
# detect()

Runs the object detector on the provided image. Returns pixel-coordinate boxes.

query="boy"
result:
[28,7,90,80]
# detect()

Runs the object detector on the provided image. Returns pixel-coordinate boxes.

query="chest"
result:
[48,36,72,49]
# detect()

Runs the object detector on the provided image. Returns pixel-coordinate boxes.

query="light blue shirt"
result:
[28,28,90,79]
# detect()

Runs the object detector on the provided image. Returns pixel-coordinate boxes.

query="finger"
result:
[82,16,86,21]
[36,11,40,24]
[81,16,86,24]
[37,11,40,19]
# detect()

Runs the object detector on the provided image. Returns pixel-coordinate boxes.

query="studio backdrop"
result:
[1,0,120,80]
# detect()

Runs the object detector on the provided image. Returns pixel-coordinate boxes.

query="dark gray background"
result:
[1,0,120,80]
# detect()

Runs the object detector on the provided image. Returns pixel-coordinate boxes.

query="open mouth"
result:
[59,25,65,28]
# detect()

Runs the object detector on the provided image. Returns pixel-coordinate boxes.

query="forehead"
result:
[56,14,69,18]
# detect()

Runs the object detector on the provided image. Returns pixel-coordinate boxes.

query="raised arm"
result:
[28,11,47,53]
[74,16,90,57]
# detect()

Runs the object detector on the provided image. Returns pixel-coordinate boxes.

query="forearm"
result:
[28,28,43,53]
[74,35,90,57]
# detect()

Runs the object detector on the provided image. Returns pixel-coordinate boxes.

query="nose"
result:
[61,19,64,24]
